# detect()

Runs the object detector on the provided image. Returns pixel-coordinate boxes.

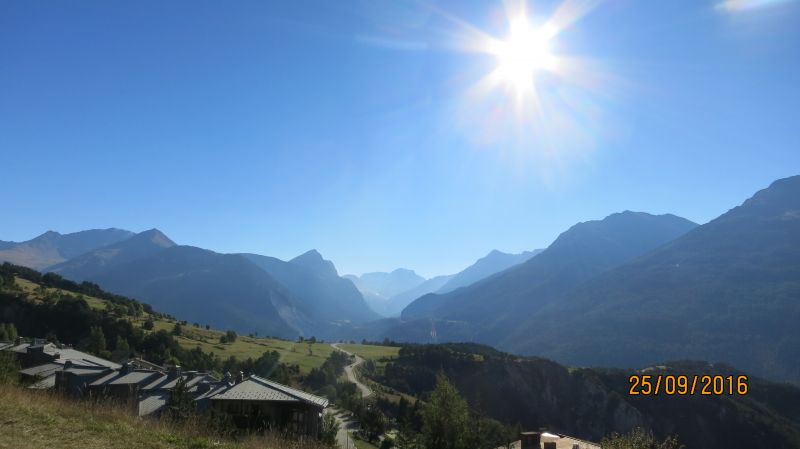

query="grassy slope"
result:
[336,344,400,361]
[140,316,339,372]
[0,384,324,449]
[11,276,396,375]
[15,276,108,310]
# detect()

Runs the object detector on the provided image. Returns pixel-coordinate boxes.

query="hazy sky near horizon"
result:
[2,0,799,277]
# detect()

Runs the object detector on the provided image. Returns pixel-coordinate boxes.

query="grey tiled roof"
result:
[63,366,113,376]
[90,370,120,386]
[210,376,328,407]
[9,342,120,369]
[52,347,121,369]
[20,362,62,378]
[186,374,217,388]
[194,383,231,402]
[154,376,189,390]
[2,341,119,370]
[141,373,216,391]
[212,380,298,402]
[138,392,168,416]
[108,371,160,385]
[8,343,31,353]
[141,374,170,390]
[255,376,329,407]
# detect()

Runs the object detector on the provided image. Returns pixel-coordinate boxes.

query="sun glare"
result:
[444,0,612,173]
[490,17,557,96]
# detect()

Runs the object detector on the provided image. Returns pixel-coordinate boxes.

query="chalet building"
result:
[87,363,229,416]
[1,337,329,439]
[56,361,117,396]
[209,373,329,436]
[2,337,120,370]
[500,431,600,449]
[89,364,165,405]
[2,338,120,390]
[135,366,217,416]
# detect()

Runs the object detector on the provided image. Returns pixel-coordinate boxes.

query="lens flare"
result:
[489,17,557,97]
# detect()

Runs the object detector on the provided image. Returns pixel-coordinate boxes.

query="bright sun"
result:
[489,17,557,95]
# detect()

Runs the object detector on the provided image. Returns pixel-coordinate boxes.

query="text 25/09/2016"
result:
[628,375,748,396]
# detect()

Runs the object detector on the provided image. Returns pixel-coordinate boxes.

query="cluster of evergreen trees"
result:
[385,374,515,449]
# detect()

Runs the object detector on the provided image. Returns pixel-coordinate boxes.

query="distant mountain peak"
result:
[0,228,136,270]
[391,268,419,276]
[607,210,656,220]
[133,229,176,248]
[32,230,62,241]
[347,269,426,302]
[435,248,543,295]
[565,210,697,234]
[296,249,323,260]
[290,249,339,277]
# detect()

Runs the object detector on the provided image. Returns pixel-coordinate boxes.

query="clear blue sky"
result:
[2,0,799,278]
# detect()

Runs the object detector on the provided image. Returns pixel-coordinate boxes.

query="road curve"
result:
[331,343,373,399]
[328,407,357,449]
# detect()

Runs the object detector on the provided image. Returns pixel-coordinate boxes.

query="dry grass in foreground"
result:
[0,384,327,449]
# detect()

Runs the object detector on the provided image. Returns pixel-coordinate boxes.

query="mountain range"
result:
[0,228,134,270]
[241,251,380,325]
[344,269,428,316]
[345,249,542,317]
[0,229,541,339]
[1,229,380,338]
[501,175,800,382]
[47,229,176,281]
[393,175,800,383]
[3,174,799,383]
[436,248,542,293]
[88,245,303,338]
[400,211,697,330]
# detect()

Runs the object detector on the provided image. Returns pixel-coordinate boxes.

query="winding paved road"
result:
[329,407,358,449]
[329,343,374,448]
[331,342,372,398]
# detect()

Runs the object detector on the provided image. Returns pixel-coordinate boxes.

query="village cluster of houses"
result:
[0,337,329,438]
[2,337,605,448]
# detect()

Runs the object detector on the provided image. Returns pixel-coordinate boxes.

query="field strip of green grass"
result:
[336,344,400,361]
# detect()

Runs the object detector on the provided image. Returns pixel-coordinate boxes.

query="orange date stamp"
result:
[628,374,749,396]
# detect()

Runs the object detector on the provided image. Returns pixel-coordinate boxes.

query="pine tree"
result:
[84,326,106,355]
[111,336,131,362]
[420,373,470,449]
